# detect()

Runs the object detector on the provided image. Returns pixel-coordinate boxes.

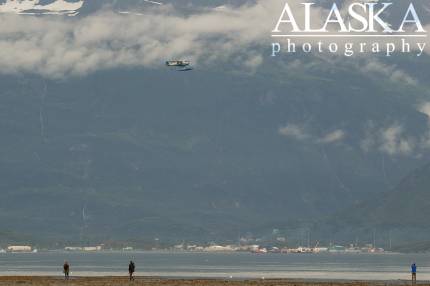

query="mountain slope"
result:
[321,162,430,249]
[0,54,429,245]
[337,163,430,227]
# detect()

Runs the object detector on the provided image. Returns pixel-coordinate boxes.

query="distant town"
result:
[0,227,394,254]
[0,243,387,254]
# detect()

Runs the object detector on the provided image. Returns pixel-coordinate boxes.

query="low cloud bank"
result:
[0,1,280,77]
[0,0,428,78]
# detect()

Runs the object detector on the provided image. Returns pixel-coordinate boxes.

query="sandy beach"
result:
[0,277,421,286]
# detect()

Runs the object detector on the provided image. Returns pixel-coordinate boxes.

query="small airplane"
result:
[166,60,190,67]
[166,60,193,71]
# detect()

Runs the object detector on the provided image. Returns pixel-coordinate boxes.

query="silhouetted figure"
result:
[128,261,136,281]
[63,261,70,280]
[411,263,417,285]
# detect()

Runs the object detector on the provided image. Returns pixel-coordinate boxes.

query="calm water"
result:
[0,251,428,280]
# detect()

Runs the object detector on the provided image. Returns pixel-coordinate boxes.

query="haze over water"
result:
[0,252,428,281]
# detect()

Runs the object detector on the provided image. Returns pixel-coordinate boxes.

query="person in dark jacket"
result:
[128,261,136,281]
[63,261,70,280]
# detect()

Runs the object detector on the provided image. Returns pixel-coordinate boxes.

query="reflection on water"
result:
[0,251,427,280]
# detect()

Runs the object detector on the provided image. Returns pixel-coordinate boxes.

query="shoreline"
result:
[0,277,423,285]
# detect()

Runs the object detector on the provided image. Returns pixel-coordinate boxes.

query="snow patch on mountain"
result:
[143,0,162,5]
[0,0,84,15]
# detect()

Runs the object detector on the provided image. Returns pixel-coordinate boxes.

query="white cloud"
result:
[417,102,430,148]
[278,124,310,141]
[418,102,430,119]
[242,54,264,71]
[360,119,430,156]
[318,129,346,144]
[279,124,346,145]
[360,61,417,86]
[0,1,286,77]
[379,125,415,156]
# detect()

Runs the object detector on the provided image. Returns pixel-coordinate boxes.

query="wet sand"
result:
[0,277,422,286]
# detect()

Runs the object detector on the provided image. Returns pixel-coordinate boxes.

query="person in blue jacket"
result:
[411,263,417,285]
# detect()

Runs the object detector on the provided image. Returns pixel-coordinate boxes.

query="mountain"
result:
[324,162,430,249]
[359,163,430,228]
[1,0,429,23]
[0,0,84,15]
[0,53,429,246]
[0,0,252,16]
[0,0,429,247]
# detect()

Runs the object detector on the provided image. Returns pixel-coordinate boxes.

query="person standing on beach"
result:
[63,261,70,280]
[411,263,417,285]
[129,260,136,281]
